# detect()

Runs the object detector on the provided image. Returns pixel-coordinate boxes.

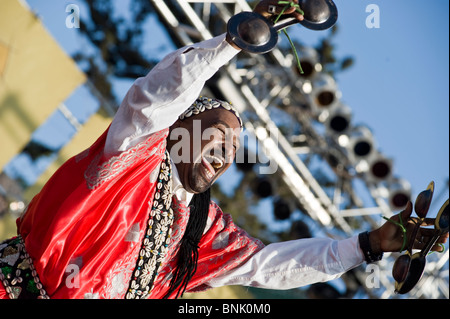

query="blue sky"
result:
[293,0,449,203]
[6,0,449,214]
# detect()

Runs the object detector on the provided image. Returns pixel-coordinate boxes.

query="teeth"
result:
[205,168,213,179]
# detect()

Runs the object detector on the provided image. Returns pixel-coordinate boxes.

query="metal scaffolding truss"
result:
[149,0,449,299]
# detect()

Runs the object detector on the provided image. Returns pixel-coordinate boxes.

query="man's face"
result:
[168,108,241,194]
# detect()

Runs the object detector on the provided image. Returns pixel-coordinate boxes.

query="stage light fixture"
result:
[289,219,312,239]
[293,46,323,79]
[365,153,393,183]
[252,176,273,198]
[324,103,352,136]
[387,178,412,211]
[308,73,341,118]
[273,198,291,220]
[346,125,376,165]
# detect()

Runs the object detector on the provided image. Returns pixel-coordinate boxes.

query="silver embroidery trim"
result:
[125,151,174,299]
[84,130,167,190]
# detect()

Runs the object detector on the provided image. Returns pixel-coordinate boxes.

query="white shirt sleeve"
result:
[104,33,240,157]
[206,235,365,290]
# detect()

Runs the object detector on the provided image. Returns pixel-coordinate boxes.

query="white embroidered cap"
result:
[179,96,243,130]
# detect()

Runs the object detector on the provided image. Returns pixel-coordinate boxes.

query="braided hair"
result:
[163,188,211,299]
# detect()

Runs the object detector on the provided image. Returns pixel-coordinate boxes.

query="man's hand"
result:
[369,201,449,254]
[254,0,304,21]
[226,0,305,49]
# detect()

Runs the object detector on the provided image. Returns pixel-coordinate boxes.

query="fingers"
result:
[401,201,438,227]
[400,201,413,222]
[408,217,436,227]
[254,0,303,21]
[413,231,449,251]
[418,241,447,252]
[291,10,305,21]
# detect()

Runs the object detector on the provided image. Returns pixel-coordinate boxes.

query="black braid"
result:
[163,188,211,299]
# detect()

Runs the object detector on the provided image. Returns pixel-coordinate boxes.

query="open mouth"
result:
[201,155,224,180]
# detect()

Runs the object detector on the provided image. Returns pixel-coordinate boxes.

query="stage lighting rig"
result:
[292,46,323,79]
[343,125,377,169]
[308,73,342,119]
[252,176,274,199]
[149,0,448,299]
[324,103,352,136]
[387,177,412,211]
[273,197,292,221]
[365,153,393,183]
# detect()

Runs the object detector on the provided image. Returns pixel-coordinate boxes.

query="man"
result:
[0,0,447,299]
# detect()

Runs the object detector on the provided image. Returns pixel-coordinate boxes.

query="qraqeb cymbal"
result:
[227,0,338,54]
[298,0,338,31]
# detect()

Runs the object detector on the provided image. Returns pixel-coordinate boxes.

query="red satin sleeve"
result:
[0,280,9,299]
[149,201,264,298]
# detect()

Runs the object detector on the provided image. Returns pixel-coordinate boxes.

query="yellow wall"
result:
[24,113,111,201]
[0,0,86,170]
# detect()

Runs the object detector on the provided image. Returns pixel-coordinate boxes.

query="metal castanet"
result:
[395,197,449,295]
[282,0,338,31]
[404,181,435,253]
[414,181,435,219]
[227,0,338,54]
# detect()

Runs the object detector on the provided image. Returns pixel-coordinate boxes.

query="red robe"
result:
[0,128,263,299]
